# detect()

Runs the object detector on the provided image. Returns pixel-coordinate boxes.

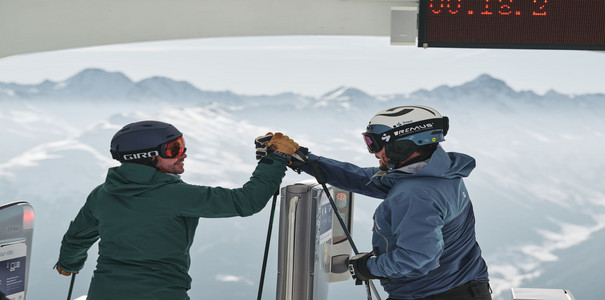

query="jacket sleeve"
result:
[299,153,390,199]
[366,185,445,278]
[57,195,100,273]
[175,155,288,218]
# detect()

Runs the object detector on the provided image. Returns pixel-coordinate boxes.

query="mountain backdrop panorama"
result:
[1,68,604,300]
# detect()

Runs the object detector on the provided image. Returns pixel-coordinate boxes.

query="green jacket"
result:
[58,156,287,299]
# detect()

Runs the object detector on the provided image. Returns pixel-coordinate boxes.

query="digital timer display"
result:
[418,0,605,50]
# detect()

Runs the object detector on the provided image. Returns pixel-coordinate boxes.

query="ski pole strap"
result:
[309,159,327,185]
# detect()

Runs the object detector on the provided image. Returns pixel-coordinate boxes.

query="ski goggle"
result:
[363,130,445,154]
[362,117,449,154]
[362,133,386,153]
[159,136,187,158]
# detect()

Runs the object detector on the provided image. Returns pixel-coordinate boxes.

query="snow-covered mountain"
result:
[4,68,604,109]
[1,69,604,300]
[0,68,242,104]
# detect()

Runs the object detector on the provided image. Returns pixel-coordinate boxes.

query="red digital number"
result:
[481,0,514,15]
[430,0,462,14]
[430,0,548,16]
[532,0,548,16]
[480,0,493,15]
[498,0,513,15]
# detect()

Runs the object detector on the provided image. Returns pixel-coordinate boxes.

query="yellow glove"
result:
[267,133,299,161]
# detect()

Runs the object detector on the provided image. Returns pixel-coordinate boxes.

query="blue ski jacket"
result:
[302,147,489,299]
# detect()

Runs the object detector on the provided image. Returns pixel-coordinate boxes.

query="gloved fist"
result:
[348,252,379,285]
[255,132,273,160]
[267,133,299,161]
[289,146,309,173]
[54,263,77,276]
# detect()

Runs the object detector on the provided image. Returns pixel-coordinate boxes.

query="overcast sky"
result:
[1,36,604,97]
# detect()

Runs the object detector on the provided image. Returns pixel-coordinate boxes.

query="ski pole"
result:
[257,189,279,300]
[67,273,76,300]
[309,159,358,253]
[308,158,381,300]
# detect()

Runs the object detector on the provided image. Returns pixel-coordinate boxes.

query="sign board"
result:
[0,202,34,300]
[417,0,605,50]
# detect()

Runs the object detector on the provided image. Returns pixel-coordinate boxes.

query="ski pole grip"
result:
[295,148,309,162]
[309,159,327,184]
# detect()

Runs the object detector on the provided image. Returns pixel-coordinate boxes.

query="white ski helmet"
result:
[362,105,449,161]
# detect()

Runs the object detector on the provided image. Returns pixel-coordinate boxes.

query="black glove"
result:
[289,146,309,173]
[348,252,379,285]
[255,132,273,160]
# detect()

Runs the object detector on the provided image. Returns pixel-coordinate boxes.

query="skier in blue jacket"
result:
[290,105,491,300]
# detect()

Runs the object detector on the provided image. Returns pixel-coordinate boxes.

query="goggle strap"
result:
[363,117,448,153]
[381,117,448,140]
[113,147,160,162]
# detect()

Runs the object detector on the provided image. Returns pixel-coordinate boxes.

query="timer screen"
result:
[418,0,605,50]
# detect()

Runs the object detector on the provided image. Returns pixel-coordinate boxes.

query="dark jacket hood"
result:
[103,163,182,197]
[381,147,476,182]
[415,147,475,178]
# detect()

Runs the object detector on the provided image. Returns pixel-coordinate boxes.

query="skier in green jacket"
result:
[55,120,299,299]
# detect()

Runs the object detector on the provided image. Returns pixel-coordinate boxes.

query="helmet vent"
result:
[378,108,413,117]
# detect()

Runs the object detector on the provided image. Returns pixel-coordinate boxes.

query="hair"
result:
[400,143,439,167]
[123,156,158,168]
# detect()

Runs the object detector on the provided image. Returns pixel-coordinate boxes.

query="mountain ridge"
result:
[2,68,604,107]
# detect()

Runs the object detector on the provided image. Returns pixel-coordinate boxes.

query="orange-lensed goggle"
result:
[160,136,187,159]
